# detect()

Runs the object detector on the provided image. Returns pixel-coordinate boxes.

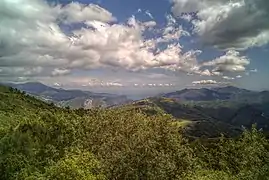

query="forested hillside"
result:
[1,85,269,179]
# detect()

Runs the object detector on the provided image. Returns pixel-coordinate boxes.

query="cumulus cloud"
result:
[0,0,207,81]
[161,14,189,43]
[192,80,218,85]
[43,76,126,88]
[133,83,175,87]
[0,0,256,89]
[56,2,116,24]
[198,69,212,76]
[171,0,269,50]
[53,82,61,87]
[202,50,250,72]
[222,76,235,80]
[181,14,193,22]
[211,71,222,76]
[51,68,71,76]
[142,21,157,28]
[192,79,230,85]
[87,79,123,87]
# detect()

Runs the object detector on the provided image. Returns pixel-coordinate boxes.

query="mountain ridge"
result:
[159,86,269,103]
[2,82,131,109]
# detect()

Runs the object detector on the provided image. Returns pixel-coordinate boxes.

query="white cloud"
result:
[51,68,71,76]
[104,82,123,87]
[250,69,258,73]
[0,0,205,79]
[160,26,190,43]
[181,14,193,22]
[56,2,116,24]
[192,80,218,85]
[222,76,235,80]
[54,82,61,87]
[81,78,124,87]
[132,83,175,88]
[145,10,154,19]
[202,50,250,72]
[199,69,212,76]
[236,75,242,78]
[47,76,125,87]
[0,0,256,88]
[192,79,230,85]
[211,71,222,76]
[142,21,157,28]
[165,14,176,26]
[171,0,269,50]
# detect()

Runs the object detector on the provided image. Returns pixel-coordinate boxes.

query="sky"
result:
[0,0,269,97]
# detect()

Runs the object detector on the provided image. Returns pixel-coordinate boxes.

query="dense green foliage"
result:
[1,86,269,179]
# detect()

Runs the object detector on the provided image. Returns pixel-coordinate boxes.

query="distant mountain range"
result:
[3,82,131,109]
[2,82,269,137]
[160,86,269,104]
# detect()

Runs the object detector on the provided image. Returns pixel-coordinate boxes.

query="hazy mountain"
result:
[161,88,225,101]
[160,86,269,104]
[4,82,131,109]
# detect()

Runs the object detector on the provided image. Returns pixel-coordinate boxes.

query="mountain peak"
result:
[214,85,240,90]
[22,81,49,87]
[212,86,250,94]
[5,81,57,95]
[161,86,256,102]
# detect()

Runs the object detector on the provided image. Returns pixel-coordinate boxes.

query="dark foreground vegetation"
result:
[1,85,269,179]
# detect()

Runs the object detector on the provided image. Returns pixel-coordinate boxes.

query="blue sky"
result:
[0,0,269,96]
